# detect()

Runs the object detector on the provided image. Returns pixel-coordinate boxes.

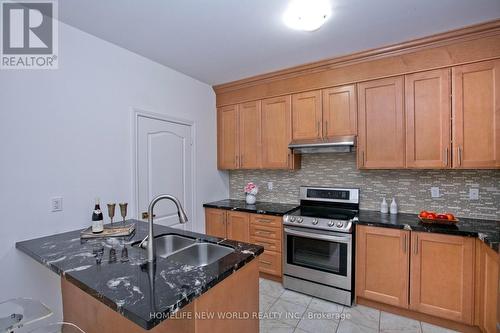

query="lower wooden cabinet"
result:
[475,239,499,333]
[356,225,482,326]
[205,208,284,278]
[409,232,474,324]
[356,226,409,308]
[204,208,249,243]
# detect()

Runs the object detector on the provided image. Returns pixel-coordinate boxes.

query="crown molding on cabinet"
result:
[214,19,500,107]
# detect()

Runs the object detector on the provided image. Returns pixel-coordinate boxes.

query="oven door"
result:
[284,226,352,290]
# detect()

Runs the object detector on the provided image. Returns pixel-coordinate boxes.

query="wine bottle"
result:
[92,198,104,233]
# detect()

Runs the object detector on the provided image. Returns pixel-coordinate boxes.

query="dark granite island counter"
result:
[16,220,263,332]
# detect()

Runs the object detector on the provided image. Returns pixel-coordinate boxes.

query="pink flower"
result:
[244,182,258,195]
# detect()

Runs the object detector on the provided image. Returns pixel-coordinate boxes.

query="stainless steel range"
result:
[283,186,359,306]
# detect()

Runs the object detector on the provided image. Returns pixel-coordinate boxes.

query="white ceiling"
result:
[58,0,500,85]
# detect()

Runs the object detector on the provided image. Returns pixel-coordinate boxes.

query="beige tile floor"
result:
[259,278,460,333]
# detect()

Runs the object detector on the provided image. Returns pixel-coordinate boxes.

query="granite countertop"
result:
[357,210,500,253]
[16,220,263,330]
[203,199,299,216]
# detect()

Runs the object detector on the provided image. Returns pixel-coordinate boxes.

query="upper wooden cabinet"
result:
[239,101,262,169]
[357,76,405,169]
[261,95,293,169]
[322,85,357,138]
[409,232,474,324]
[291,85,357,141]
[217,105,239,169]
[452,60,500,169]
[405,69,451,168]
[292,90,322,140]
[356,225,409,308]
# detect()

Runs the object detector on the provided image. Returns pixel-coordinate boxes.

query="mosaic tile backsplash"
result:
[229,153,500,220]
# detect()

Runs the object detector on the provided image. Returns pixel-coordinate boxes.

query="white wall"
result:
[0,22,228,320]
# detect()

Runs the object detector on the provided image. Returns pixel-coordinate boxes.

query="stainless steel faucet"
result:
[139,194,189,263]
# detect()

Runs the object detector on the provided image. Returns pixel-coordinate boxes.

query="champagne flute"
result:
[107,203,116,227]
[119,203,128,224]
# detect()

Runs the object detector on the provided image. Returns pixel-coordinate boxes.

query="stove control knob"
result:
[328,221,334,227]
[289,217,296,222]
[336,221,344,228]
[311,219,318,225]
[297,218,304,223]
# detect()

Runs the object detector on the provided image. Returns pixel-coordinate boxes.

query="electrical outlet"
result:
[430,187,440,198]
[469,188,479,200]
[267,182,273,191]
[51,197,63,212]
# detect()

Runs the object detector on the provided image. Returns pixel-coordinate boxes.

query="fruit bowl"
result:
[418,211,458,225]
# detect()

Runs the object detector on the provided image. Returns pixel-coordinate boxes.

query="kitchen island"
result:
[16,220,263,332]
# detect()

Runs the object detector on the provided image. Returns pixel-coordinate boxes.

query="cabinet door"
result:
[356,225,410,308]
[239,100,261,169]
[217,105,239,169]
[226,211,250,243]
[410,232,474,324]
[475,240,499,333]
[261,96,292,169]
[357,77,405,168]
[322,85,357,137]
[205,208,226,238]
[292,90,322,140]
[406,69,451,168]
[452,60,500,169]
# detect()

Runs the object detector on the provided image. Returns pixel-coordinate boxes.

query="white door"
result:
[136,113,193,230]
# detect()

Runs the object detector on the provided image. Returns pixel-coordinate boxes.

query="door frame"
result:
[132,108,197,231]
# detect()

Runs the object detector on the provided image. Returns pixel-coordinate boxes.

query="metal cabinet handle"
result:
[256,230,272,235]
[317,121,320,136]
[259,260,272,265]
[413,235,418,255]
[402,234,407,253]
[360,150,365,167]
[325,120,328,136]
[257,218,273,223]
[458,146,462,166]
[444,148,449,167]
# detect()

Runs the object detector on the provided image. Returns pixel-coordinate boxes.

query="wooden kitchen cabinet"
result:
[475,239,499,333]
[205,208,227,238]
[452,60,500,169]
[261,95,293,169]
[322,84,357,137]
[205,208,249,243]
[356,225,410,308]
[226,211,250,243]
[249,213,283,278]
[357,76,405,169]
[217,105,239,169]
[405,69,451,168]
[410,232,474,324]
[292,90,322,140]
[239,100,262,169]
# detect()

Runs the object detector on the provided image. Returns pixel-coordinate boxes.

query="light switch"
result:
[51,197,63,212]
[430,187,440,198]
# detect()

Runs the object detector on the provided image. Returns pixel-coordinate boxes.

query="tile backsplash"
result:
[229,153,500,220]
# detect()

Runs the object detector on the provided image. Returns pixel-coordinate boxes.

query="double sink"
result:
[134,234,235,267]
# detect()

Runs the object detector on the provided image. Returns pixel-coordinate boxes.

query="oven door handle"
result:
[284,228,351,243]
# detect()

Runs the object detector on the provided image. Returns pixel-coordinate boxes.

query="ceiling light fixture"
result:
[283,0,331,32]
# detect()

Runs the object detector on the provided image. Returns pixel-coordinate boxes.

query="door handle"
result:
[402,234,407,253]
[324,120,328,136]
[259,260,272,265]
[458,146,462,166]
[444,148,448,167]
[141,212,156,220]
[317,121,320,136]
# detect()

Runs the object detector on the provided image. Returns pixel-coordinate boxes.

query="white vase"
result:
[246,194,256,205]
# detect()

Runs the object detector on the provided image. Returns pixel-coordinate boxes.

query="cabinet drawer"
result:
[250,224,282,240]
[258,251,282,276]
[250,236,281,253]
[250,214,283,228]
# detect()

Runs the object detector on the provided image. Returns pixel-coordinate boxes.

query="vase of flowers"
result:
[244,182,258,205]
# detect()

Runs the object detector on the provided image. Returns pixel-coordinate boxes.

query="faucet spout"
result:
[143,194,189,263]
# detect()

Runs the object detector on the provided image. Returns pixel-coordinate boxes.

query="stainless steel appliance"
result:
[283,186,359,306]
